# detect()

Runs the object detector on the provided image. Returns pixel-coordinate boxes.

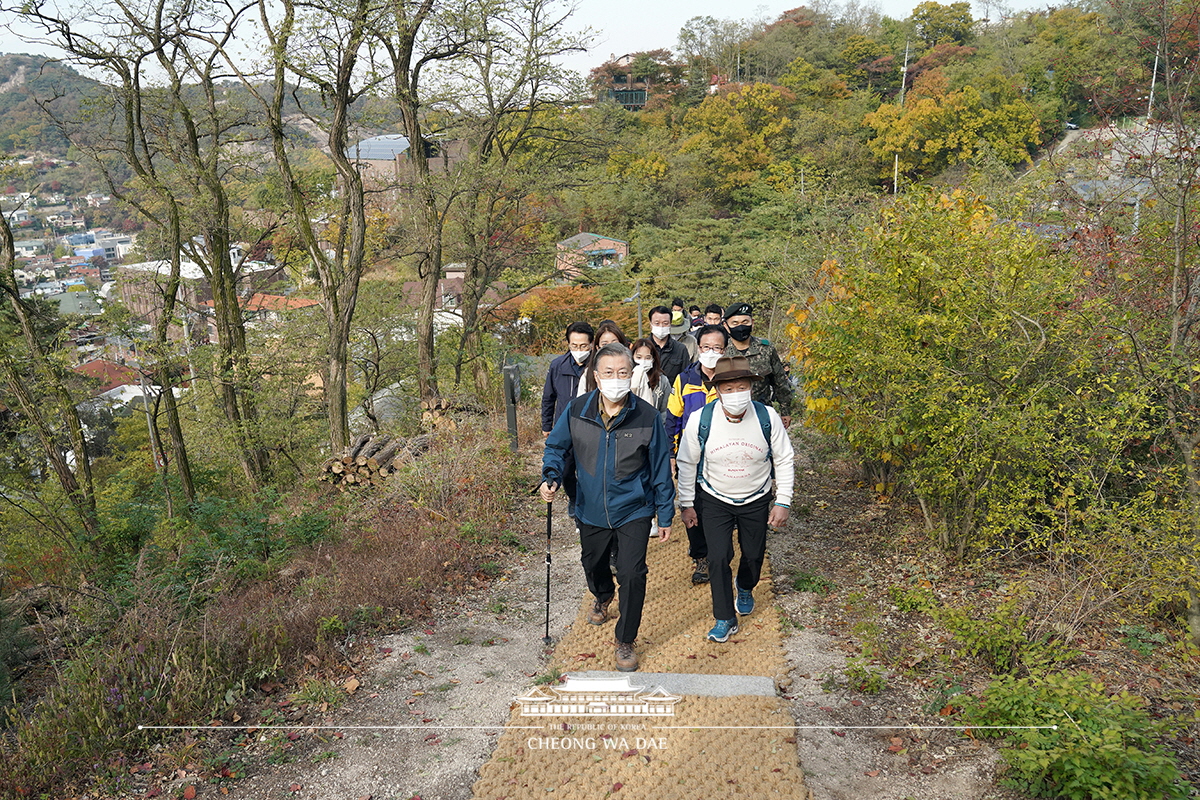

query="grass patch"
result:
[790,569,835,594]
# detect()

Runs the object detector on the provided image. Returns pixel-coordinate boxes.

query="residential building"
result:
[73,359,141,396]
[554,232,628,278]
[47,290,103,317]
[197,292,319,341]
[13,239,45,257]
[115,258,287,340]
[347,134,467,187]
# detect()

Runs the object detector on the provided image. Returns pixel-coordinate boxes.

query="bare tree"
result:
[16,0,268,487]
[434,0,595,394]
[0,206,100,538]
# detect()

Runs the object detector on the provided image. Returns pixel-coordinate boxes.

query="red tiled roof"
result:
[73,359,141,394]
[199,293,319,312]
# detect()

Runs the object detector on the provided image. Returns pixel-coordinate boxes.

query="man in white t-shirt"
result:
[676,356,795,643]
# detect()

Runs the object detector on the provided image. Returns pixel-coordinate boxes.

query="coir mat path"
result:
[470,529,813,799]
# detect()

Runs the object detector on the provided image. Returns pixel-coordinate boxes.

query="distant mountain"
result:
[0,52,412,163]
[0,53,105,156]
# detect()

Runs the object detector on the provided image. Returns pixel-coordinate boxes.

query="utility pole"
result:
[1147,43,1159,122]
[894,40,911,196]
[636,279,643,338]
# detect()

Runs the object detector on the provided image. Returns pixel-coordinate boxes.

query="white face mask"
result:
[570,348,590,363]
[598,378,631,402]
[720,389,752,416]
[650,325,670,339]
[698,351,722,369]
[634,357,653,368]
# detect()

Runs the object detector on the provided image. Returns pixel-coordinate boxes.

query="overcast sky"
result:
[559,0,1036,75]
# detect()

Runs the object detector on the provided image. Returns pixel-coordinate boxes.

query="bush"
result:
[0,597,30,708]
[937,595,1077,673]
[792,188,1155,559]
[961,672,1192,800]
[0,588,243,797]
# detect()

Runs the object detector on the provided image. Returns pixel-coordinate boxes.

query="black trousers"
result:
[578,516,652,643]
[698,489,771,621]
[684,481,707,560]
[563,450,578,518]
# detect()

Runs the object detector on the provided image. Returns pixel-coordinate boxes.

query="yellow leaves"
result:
[806,396,840,413]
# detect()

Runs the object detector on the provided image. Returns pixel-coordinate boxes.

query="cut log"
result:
[374,439,404,466]
[360,435,390,460]
[408,434,432,456]
[347,433,372,459]
[330,461,344,474]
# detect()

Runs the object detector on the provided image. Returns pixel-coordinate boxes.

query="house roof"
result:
[348,134,411,161]
[118,259,279,282]
[558,232,628,249]
[47,291,102,316]
[199,293,319,312]
[74,359,141,394]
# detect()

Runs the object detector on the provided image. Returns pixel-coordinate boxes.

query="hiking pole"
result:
[543,495,553,646]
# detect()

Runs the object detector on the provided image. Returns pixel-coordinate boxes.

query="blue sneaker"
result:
[707,618,739,643]
[736,582,755,616]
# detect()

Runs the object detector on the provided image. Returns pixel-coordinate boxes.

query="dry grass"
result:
[0,414,528,799]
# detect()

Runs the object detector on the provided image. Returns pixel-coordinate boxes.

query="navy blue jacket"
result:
[541,351,586,432]
[542,391,676,530]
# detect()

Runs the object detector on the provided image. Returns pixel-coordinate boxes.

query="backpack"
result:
[696,399,774,480]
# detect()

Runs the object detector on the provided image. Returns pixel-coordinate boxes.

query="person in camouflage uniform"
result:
[722,302,793,426]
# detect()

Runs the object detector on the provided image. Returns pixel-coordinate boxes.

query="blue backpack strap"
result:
[752,401,774,477]
[697,400,716,477]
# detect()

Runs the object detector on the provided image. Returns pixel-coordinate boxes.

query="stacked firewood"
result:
[421,397,458,431]
[318,433,429,490]
[420,395,488,431]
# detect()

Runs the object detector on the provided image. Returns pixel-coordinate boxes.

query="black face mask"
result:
[729,324,753,342]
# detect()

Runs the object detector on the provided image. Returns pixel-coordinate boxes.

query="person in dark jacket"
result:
[649,306,691,385]
[540,343,676,673]
[541,320,594,517]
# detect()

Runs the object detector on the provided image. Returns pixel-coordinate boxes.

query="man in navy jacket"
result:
[541,321,594,516]
[540,343,675,672]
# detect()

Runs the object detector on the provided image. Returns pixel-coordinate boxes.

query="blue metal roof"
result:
[348,134,411,160]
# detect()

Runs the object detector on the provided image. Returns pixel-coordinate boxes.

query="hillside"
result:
[0,53,104,156]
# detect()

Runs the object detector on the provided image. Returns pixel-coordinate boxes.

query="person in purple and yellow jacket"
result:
[664,324,728,585]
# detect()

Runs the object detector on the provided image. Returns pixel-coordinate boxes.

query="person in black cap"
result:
[723,302,793,427]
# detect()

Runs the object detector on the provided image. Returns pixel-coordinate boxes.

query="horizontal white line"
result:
[137,725,540,731]
[519,725,1059,732]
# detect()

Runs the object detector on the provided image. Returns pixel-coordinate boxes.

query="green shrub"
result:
[844,657,887,694]
[0,598,30,708]
[790,569,835,594]
[0,592,242,798]
[937,596,1077,673]
[961,672,1191,800]
[888,584,936,612]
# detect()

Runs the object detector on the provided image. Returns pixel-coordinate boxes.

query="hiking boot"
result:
[615,640,638,672]
[691,557,710,585]
[588,596,613,626]
[707,618,739,643]
[736,582,755,615]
